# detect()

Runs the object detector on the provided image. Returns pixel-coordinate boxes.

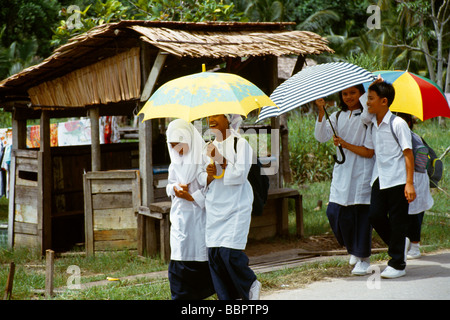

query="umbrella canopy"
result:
[363,70,450,121]
[138,71,277,123]
[257,62,376,122]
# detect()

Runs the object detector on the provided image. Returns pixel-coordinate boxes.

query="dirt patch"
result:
[245,233,386,257]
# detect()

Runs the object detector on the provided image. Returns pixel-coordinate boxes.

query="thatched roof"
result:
[0,20,333,107]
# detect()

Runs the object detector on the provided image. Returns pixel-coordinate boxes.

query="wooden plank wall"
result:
[84,170,140,256]
[12,149,40,248]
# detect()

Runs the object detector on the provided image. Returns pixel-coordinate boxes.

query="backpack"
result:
[389,115,443,187]
[422,138,444,188]
[233,137,269,216]
[389,115,429,173]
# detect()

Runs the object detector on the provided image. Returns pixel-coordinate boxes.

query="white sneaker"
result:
[381,266,406,279]
[349,255,358,266]
[407,243,421,259]
[351,258,371,276]
[249,280,261,300]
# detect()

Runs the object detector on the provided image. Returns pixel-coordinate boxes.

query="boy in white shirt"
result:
[366,81,416,279]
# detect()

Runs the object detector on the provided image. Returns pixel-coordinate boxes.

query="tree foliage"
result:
[0,0,449,90]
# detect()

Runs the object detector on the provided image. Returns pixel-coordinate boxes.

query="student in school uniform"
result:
[165,119,215,300]
[202,113,261,300]
[314,85,375,276]
[366,81,416,279]
[394,113,434,259]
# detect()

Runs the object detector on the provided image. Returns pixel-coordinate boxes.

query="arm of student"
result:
[166,165,177,197]
[359,92,374,125]
[173,187,194,201]
[314,110,336,143]
[223,138,252,186]
[335,136,374,158]
[403,148,416,203]
[191,189,205,208]
[205,163,216,186]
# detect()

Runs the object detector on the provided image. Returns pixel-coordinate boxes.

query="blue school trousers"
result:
[407,212,424,242]
[369,179,409,270]
[168,260,215,300]
[326,203,372,258]
[208,247,257,300]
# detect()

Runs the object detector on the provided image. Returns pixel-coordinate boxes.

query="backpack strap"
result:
[389,114,400,146]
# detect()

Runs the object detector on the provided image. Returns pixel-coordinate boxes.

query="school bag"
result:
[422,138,444,188]
[389,115,443,187]
[233,137,270,216]
[389,115,429,173]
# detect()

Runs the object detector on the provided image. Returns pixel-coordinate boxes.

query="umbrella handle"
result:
[210,158,225,179]
[323,107,346,165]
[333,145,346,164]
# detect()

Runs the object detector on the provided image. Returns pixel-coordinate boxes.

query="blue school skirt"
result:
[326,202,372,258]
[208,247,257,300]
[168,260,215,300]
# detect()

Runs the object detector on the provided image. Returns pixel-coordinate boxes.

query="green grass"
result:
[0,197,8,224]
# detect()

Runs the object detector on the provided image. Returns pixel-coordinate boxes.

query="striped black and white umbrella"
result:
[257,62,377,122]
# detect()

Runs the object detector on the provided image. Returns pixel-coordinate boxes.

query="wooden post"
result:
[83,174,94,256]
[138,42,162,256]
[45,249,54,298]
[89,107,101,171]
[138,116,157,256]
[140,50,168,102]
[8,107,27,249]
[38,110,52,253]
[3,262,15,300]
[280,55,305,185]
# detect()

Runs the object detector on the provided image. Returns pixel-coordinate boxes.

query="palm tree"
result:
[0,38,41,80]
[240,0,297,22]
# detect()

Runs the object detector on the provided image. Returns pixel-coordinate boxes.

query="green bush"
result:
[288,113,335,183]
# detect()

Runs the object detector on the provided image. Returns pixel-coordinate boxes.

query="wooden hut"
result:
[0,21,333,256]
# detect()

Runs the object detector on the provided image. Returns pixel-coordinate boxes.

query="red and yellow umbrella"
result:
[372,70,450,121]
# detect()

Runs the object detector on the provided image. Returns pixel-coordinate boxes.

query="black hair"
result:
[368,81,395,106]
[394,112,413,130]
[338,84,365,111]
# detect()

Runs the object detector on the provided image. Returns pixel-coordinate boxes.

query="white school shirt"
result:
[202,134,254,250]
[314,110,374,206]
[370,110,412,189]
[167,166,208,261]
[409,171,434,215]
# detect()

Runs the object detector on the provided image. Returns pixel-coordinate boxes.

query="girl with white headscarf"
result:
[165,119,214,300]
[202,114,261,300]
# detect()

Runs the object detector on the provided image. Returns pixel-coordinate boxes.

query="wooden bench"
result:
[266,188,303,238]
[137,202,171,261]
[137,188,304,260]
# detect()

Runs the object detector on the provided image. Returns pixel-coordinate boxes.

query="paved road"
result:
[262,249,450,300]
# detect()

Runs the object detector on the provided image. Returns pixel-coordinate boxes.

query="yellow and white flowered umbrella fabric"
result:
[138,71,277,123]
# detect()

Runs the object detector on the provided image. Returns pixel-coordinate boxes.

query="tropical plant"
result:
[0,38,41,80]
[51,0,247,47]
[241,0,297,22]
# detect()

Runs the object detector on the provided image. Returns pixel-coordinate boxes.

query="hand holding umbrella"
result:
[206,143,226,180]
[314,99,346,164]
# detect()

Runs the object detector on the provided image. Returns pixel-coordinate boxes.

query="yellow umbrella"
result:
[139,69,277,179]
[138,71,277,123]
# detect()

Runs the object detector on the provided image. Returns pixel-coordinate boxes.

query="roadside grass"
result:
[0,117,448,300]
